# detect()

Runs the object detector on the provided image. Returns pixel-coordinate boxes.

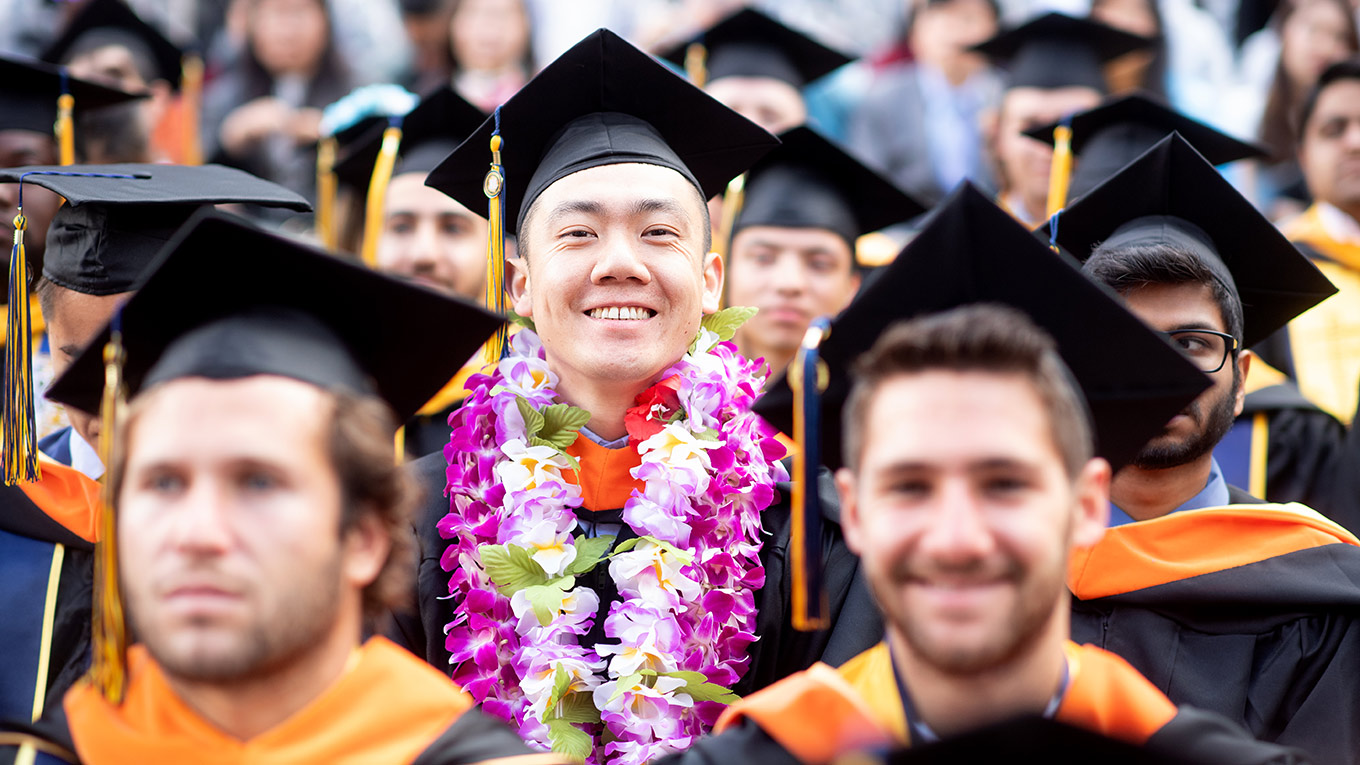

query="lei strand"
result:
[439,312,787,765]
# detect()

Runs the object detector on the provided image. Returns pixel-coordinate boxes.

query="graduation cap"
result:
[755,181,1211,475]
[657,7,853,88]
[426,28,777,359]
[45,209,503,703]
[0,53,145,136]
[730,126,927,257]
[0,163,311,296]
[972,12,1152,93]
[41,0,189,90]
[876,715,1209,765]
[1024,92,1268,202]
[1039,132,1337,348]
[335,86,486,193]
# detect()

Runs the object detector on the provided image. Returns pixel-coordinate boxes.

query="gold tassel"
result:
[90,330,127,703]
[4,211,39,485]
[56,92,75,167]
[482,132,507,363]
[714,172,746,260]
[180,54,205,166]
[1045,122,1073,218]
[684,43,708,87]
[360,125,403,268]
[790,320,830,631]
[316,136,339,251]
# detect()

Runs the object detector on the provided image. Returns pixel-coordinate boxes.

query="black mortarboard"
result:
[0,164,310,296]
[1024,92,1268,199]
[425,28,779,237]
[877,716,1208,764]
[658,8,853,87]
[755,182,1211,473]
[0,54,145,135]
[334,86,485,196]
[1039,133,1337,348]
[731,126,927,252]
[41,0,188,89]
[972,13,1152,93]
[47,209,504,421]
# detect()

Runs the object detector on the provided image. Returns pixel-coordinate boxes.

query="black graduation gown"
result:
[1070,487,1360,765]
[387,450,881,697]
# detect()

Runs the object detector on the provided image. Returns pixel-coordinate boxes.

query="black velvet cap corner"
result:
[755,181,1211,473]
[41,0,189,89]
[1023,92,1268,199]
[46,209,504,423]
[1038,132,1336,348]
[972,12,1152,93]
[657,7,853,87]
[733,126,927,249]
[425,28,779,236]
[0,163,311,296]
[0,53,145,134]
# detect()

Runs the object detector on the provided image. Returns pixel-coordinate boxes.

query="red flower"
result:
[625,375,683,444]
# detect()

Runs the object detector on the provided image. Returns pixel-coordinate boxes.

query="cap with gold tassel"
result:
[1044,116,1073,218]
[482,107,508,364]
[359,116,405,268]
[90,315,128,702]
[55,71,76,166]
[180,52,204,165]
[316,134,339,251]
[4,186,39,485]
[789,316,831,631]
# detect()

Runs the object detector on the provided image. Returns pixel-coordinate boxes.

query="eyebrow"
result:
[630,198,690,221]
[544,199,605,228]
[59,344,82,357]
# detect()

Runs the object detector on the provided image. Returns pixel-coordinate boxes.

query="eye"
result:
[239,470,279,493]
[981,475,1030,496]
[643,226,678,238]
[561,228,594,239]
[142,470,186,495]
[888,479,930,498]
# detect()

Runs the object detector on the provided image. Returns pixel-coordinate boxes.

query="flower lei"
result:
[439,308,787,765]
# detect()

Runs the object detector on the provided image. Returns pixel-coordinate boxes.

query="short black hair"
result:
[1083,242,1245,345]
[1298,57,1360,143]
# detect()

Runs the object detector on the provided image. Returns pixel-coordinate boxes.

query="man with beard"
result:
[662,185,1299,764]
[1046,133,1360,765]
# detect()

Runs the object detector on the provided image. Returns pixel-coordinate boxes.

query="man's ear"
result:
[342,510,391,591]
[701,249,724,315]
[835,467,864,556]
[1234,348,1252,417]
[1070,457,1111,550]
[506,254,532,317]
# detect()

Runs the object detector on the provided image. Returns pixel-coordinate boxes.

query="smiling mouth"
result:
[587,306,656,321]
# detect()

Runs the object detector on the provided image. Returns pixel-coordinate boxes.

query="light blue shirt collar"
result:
[578,425,630,450]
[1107,458,1230,527]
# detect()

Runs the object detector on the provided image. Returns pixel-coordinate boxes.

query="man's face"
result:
[0,131,61,259]
[1300,79,1360,218]
[378,172,489,300]
[705,76,808,135]
[1121,282,1246,470]
[511,162,722,393]
[66,45,151,93]
[837,371,1107,676]
[45,287,131,450]
[728,225,860,364]
[118,376,385,683]
[994,87,1102,214]
[909,0,998,76]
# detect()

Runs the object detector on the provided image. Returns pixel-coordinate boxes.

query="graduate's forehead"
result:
[524,163,705,231]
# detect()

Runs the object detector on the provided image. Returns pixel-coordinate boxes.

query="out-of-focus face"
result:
[0,131,61,259]
[705,76,807,135]
[512,162,722,396]
[450,0,531,72]
[1300,78,1360,216]
[1281,0,1355,89]
[118,376,384,683]
[837,371,1107,676]
[379,172,489,299]
[250,0,330,77]
[994,86,1102,219]
[65,45,150,93]
[909,0,998,78]
[45,287,131,451]
[1091,0,1159,37]
[728,225,859,370]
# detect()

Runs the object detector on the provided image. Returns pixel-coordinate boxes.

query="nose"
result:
[770,253,807,295]
[590,231,650,285]
[0,184,16,211]
[408,217,441,272]
[917,480,996,565]
[167,479,234,556]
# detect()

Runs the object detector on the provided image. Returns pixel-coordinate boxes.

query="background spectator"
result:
[448,0,533,110]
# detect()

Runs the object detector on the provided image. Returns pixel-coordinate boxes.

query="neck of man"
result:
[888,603,1069,739]
[1109,450,1215,521]
[163,615,362,741]
[554,372,659,442]
[737,331,796,387]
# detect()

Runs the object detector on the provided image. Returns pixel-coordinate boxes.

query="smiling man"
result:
[1048,134,1360,764]
[397,29,876,764]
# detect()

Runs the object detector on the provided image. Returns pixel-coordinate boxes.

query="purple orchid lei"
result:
[439,313,788,764]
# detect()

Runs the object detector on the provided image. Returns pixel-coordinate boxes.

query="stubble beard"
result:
[1131,380,1238,471]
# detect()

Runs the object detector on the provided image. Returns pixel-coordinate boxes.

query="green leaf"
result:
[660,670,741,704]
[700,306,758,342]
[538,403,592,450]
[608,672,645,703]
[479,544,547,595]
[565,534,616,575]
[529,436,581,472]
[610,537,642,556]
[523,577,575,627]
[606,535,694,565]
[663,670,708,684]
[546,666,571,714]
[515,396,545,437]
[508,309,536,332]
[547,718,593,762]
[552,692,602,724]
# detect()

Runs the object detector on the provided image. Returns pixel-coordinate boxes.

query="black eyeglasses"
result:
[1162,329,1239,373]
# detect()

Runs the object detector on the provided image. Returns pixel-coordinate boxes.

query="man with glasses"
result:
[1044,133,1360,764]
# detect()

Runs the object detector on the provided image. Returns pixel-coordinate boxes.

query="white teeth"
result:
[589,306,652,320]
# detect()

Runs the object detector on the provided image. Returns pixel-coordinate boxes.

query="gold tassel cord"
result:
[360,125,404,268]
[714,173,746,261]
[685,43,708,88]
[90,331,128,704]
[1045,122,1073,219]
[181,54,205,166]
[56,93,75,167]
[316,136,338,251]
[482,131,507,364]
[4,212,39,485]
[790,320,831,631]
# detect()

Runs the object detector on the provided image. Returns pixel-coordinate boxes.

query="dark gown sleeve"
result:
[410,707,550,765]
[1147,707,1312,765]
[1261,407,1357,531]
[652,717,801,765]
[0,700,80,765]
[381,451,449,666]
